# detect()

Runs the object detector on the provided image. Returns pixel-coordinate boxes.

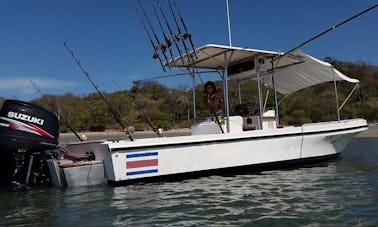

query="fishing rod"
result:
[133,70,218,83]
[135,4,166,71]
[29,80,43,97]
[156,0,186,65]
[166,0,193,64]
[283,3,378,56]
[151,0,176,67]
[112,77,161,137]
[207,92,224,134]
[63,43,134,141]
[137,0,171,70]
[172,0,198,60]
[267,4,377,126]
[142,115,161,137]
[29,80,84,142]
[112,78,123,91]
[111,77,131,119]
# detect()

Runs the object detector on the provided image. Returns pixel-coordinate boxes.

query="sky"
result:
[0,0,377,101]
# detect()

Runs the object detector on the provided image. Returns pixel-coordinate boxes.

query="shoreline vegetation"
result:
[3,58,377,134]
[1,58,376,137]
[59,123,377,144]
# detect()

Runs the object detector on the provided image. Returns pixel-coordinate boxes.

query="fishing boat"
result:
[0,47,368,189]
[1,1,373,189]
[47,43,367,187]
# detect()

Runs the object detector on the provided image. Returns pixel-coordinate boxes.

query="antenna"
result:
[226,0,232,46]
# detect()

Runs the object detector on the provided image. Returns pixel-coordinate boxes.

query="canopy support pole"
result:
[223,70,231,133]
[255,58,264,129]
[271,59,280,126]
[238,80,242,104]
[332,68,341,121]
[222,51,237,133]
[338,84,359,112]
[191,70,196,121]
[263,90,270,111]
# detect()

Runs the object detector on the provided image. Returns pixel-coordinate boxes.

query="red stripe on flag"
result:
[126,159,158,169]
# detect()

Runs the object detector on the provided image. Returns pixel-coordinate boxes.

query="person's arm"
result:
[212,90,224,112]
[203,94,211,109]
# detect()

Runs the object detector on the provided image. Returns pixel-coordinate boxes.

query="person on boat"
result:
[203,81,224,115]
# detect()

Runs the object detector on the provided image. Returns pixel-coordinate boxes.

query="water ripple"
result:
[0,138,377,226]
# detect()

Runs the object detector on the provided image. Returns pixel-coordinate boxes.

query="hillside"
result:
[0,59,376,132]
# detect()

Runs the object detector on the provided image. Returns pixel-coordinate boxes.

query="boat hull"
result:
[103,118,367,183]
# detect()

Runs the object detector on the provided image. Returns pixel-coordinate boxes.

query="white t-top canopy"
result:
[172,44,359,95]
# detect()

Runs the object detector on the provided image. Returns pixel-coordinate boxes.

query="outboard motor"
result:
[0,100,59,190]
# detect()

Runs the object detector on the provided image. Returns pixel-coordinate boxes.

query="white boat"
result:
[49,44,367,187]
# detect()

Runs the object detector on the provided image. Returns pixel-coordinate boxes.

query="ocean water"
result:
[0,138,377,226]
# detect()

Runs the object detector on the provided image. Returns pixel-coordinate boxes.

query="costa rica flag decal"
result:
[126,151,158,176]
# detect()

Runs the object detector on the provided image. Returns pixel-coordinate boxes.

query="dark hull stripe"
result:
[111,124,368,152]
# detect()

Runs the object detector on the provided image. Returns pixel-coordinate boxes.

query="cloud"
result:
[0,77,77,91]
[0,77,79,100]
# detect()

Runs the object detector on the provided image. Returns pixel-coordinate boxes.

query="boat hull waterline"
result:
[69,118,367,183]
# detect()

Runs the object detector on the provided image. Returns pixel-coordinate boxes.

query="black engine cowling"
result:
[0,100,60,189]
[0,99,59,150]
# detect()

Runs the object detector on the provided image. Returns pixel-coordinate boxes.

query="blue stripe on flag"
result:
[126,169,158,176]
[126,151,158,159]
